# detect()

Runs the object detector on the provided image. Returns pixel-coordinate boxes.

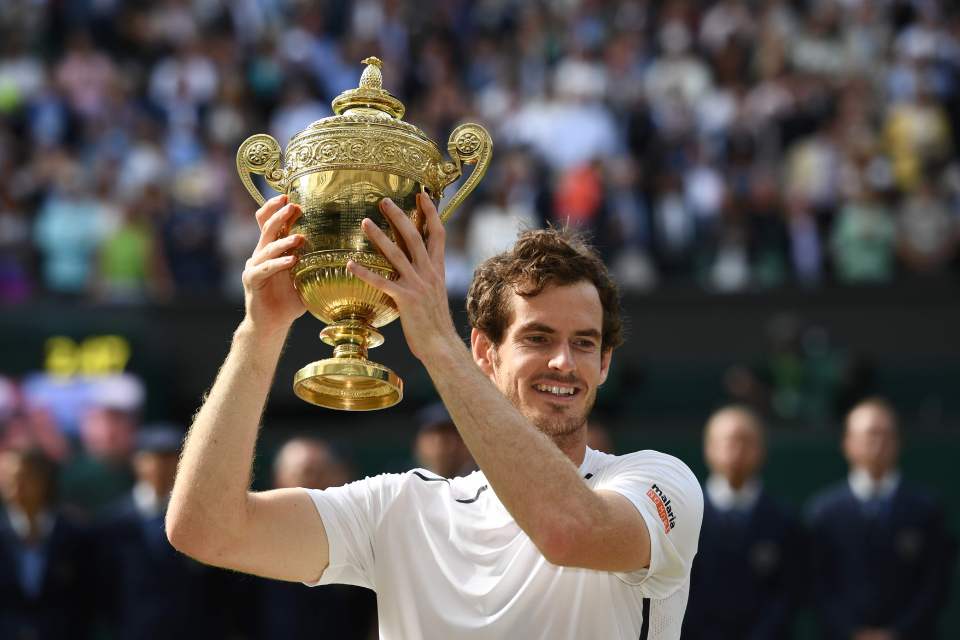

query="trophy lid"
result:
[330,57,405,120]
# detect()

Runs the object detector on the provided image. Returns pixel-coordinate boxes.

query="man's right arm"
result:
[165,194,329,583]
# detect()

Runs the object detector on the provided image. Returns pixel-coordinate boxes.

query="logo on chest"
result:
[647,484,677,533]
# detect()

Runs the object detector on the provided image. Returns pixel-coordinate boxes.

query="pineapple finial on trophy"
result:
[359,56,383,89]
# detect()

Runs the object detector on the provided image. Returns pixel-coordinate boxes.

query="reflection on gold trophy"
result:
[236,57,492,410]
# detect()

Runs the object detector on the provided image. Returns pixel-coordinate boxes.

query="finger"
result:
[361,218,416,279]
[254,194,288,230]
[420,192,445,271]
[380,197,430,267]
[243,255,297,289]
[347,259,401,299]
[256,203,301,252]
[253,234,304,264]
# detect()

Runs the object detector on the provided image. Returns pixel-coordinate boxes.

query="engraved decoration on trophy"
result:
[236,57,492,410]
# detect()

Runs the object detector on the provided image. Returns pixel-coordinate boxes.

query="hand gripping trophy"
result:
[236,57,492,410]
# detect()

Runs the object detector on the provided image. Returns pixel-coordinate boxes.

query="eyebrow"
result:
[516,322,601,339]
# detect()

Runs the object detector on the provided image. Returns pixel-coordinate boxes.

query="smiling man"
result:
[166,193,703,639]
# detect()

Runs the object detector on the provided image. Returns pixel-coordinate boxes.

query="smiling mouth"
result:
[532,383,580,398]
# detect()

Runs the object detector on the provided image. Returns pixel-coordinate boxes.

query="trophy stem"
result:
[293,320,402,411]
[319,320,384,360]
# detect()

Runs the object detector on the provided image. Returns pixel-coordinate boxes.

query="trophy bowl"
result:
[236,57,492,410]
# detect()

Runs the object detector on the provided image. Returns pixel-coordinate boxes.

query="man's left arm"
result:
[348,195,700,576]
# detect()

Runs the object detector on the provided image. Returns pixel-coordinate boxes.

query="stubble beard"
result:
[501,375,595,440]
[490,348,595,442]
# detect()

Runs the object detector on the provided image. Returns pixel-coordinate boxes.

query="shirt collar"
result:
[578,446,600,476]
[706,474,762,512]
[4,506,54,544]
[848,468,900,502]
[132,482,168,518]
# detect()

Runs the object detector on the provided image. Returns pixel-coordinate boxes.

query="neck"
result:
[863,467,890,483]
[727,476,749,491]
[551,427,588,467]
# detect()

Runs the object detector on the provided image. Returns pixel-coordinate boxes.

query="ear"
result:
[471,328,495,377]
[598,348,613,386]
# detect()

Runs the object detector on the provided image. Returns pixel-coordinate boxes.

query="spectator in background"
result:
[896,175,959,274]
[585,418,615,455]
[806,398,956,640]
[0,447,94,639]
[60,376,142,516]
[32,160,111,297]
[413,403,475,479]
[830,181,897,284]
[252,436,377,640]
[96,186,173,303]
[683,406,804,640]
[96,423,239,640]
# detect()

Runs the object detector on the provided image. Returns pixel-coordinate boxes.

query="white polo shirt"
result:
[306,447,703,639]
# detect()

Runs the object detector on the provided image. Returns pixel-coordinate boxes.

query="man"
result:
[97,424,238,640]
[806,398,955,640]
[0,447,94,639]
[273,436,351,491]
[682,406,804,640]
[413,402,475,478]
[167,194,703,638]
[254,437,377,639]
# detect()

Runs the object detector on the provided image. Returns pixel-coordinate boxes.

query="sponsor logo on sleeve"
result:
[646,484,677,534]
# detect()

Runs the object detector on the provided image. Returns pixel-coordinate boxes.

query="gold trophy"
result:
[236,57,492,410]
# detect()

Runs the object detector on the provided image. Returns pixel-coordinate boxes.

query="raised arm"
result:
[348,195,652,573]
[166,195,329,583]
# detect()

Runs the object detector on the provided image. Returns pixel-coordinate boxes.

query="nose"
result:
[547,342,576,373]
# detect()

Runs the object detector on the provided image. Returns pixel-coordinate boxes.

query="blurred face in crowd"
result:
[476,282,611,444]
[0,450,55,513]
[586,421,614,454]
[415,426,472,479]
[133,451,179,498]
[274,439,348,490]
[843,402,899,480]
[82,407,136,464]
[704,408,765,490]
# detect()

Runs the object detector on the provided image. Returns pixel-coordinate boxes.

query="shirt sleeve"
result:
[303,472,407,590]
[594,451,704,598]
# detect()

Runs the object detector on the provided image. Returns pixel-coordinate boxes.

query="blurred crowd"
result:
[0,366,954,638]
[1,0,960,304]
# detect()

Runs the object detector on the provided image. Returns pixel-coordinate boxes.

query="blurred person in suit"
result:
[96,423,237,640]
[60,374,143,516]
[682,406,805,640]
[414,403,476,479]
[254,436,377,640]
[0,447,94,639]
[806,397,955,640]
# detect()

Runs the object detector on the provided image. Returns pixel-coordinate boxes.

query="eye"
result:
[573,339,598,351]
[523,334,549,345]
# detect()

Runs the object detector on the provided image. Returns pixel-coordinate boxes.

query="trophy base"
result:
[293,357,403,411]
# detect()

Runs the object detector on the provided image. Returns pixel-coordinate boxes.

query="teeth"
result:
[535,384,575,396]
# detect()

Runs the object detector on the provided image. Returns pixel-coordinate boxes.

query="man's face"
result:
[133,451,179,497]
[475,281,611,439]
[843,405,899,478]
[0,452,51,512]
[704,411,765,488]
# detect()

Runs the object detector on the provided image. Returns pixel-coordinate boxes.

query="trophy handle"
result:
[236,134,287,206]
[438,123,493,224]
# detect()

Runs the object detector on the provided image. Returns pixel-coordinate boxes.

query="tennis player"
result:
[167,193,703,639]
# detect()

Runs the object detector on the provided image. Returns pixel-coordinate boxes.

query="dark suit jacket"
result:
[95,495,240,640]
[682,488,805,640]
[806,480,955,640]
[0,507,94,640]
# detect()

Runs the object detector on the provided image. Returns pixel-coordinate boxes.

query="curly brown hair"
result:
[465,227,624,351]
